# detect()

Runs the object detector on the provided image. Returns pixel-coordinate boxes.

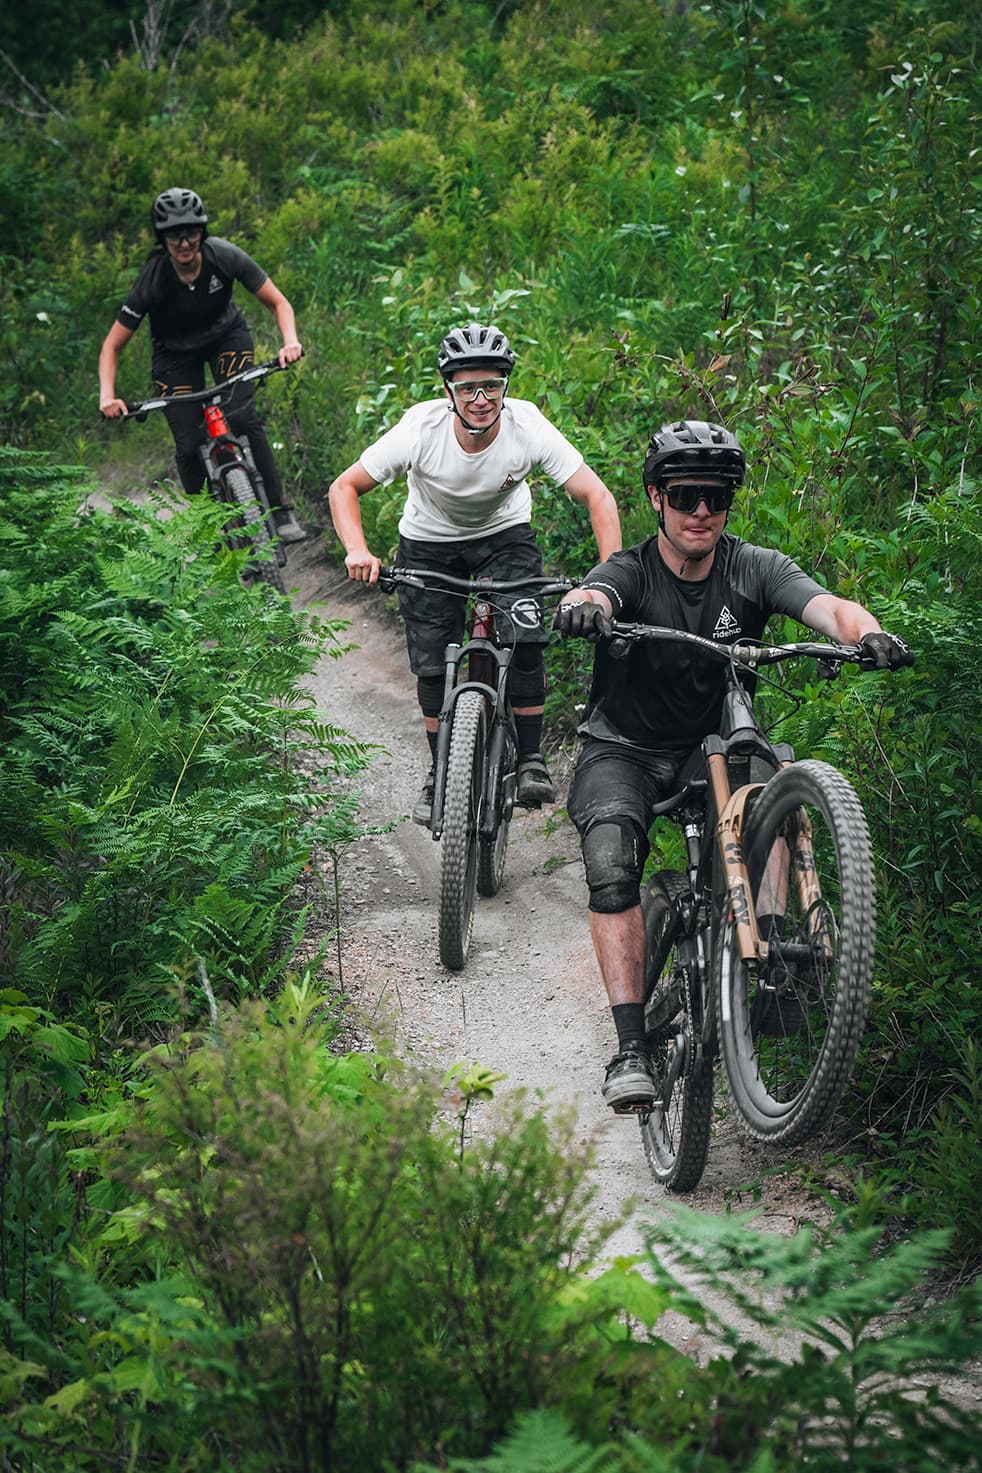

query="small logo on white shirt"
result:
[712,605,741,640]
[208,274,223,294]
[499,474,518,492]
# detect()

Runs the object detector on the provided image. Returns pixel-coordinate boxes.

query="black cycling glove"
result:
[553,601,612,642]
[858,631,915,670]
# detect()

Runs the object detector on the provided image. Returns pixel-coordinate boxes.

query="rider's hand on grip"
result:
[552,601,612,642]
[858,631,915,671]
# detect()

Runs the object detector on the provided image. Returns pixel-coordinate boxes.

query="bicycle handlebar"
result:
[121,355,298,421]
[605,621,864,674]
[377,565,576,597]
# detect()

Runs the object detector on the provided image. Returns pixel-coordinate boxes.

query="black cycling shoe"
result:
[516,753,556,806]
[412,768,435,827]
[601,1046,658,1114]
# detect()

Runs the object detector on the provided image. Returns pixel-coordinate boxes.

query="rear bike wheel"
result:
[476,723,516,898]
[717,759,874,1144]
[439,689,486,970]
[222,465,287,596]
[639,871,715,1192]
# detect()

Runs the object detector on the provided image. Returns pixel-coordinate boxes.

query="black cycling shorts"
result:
[396,524,548,678]
[567,737,683,842]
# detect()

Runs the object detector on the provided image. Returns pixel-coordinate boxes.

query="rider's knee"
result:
[416,675,444,719]
[581,819,647,914]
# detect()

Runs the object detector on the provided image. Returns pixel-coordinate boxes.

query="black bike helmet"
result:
[437,322,516,379]
[642,420,746,494]
[151,187,208,240]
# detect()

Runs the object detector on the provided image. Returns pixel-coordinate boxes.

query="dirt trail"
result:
[290,541,828,1315]
[290,544,982,1401]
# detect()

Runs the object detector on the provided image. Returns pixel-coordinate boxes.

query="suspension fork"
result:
[776,759,832,950]
[707,747,766,966]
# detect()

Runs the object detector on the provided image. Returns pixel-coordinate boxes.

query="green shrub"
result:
[0,449,364,1026]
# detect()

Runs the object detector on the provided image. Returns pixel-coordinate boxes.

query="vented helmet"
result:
[437,322,516,379]
[643,420,746,494]
[151,187,208,239]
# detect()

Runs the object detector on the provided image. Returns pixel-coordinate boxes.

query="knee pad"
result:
[416,675,444,720]
[581,819,646,914]
[506,645,545,707]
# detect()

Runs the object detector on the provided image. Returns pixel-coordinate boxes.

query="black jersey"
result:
[579,533,825,753]
[115,237,267,354]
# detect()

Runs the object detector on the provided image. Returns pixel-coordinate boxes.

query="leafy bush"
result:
[0,449,364,1026]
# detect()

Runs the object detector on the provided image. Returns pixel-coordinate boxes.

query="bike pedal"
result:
[611,1098,656,1117]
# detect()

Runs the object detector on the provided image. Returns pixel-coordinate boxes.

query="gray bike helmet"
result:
[151,187,208,239]
[437,322,516,378]
[642,420,746,494]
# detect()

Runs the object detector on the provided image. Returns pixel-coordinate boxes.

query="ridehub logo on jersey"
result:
[208,275,223,294]
[712,605,742,640]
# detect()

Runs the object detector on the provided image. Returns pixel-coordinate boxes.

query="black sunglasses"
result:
[660,484,735,515]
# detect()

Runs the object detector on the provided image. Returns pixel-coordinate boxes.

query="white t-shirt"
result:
[359,396,584,543]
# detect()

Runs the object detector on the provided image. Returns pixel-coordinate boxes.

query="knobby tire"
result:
[716,759,874,1144]
[639,871,715,1192]
[439,689,486,970]
[223,465,287,596]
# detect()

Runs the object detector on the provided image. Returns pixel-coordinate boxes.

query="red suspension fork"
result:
[203,403,230,438]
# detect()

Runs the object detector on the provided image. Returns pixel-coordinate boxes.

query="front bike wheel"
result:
[476,724,516,898]
[639,871,715,1193]
[717,759,874,1144]
[222,465,287,596]
[439,689,486,970]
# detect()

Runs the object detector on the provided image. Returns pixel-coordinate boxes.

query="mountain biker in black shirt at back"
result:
[98,187,306,543]
[552,419,915,1116]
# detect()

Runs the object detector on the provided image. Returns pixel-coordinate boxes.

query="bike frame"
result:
[623,627,865,1017]
[430,591,516,842]
[122,358,295,576]
[376,568,573,841]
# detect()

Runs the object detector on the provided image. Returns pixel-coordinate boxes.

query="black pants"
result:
[152,320,285,508]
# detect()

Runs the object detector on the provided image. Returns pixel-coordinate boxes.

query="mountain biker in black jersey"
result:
[328,321,622,821]
[98,187,306,543]
[552,419,915,1115]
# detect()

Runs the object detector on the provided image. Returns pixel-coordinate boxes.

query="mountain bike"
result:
[598,624,890,1192]
[121,357,294,595]
[377,567,573,970]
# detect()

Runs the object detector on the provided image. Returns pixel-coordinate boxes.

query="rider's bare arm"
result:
[561,463,621,561]
[801,592,882,644]
[98,320,136,417]
[328,460,382,582]
[254,279,303,366]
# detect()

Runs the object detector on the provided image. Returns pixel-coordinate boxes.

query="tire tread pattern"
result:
[439,690,486,970]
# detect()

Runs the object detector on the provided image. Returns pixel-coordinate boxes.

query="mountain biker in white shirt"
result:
[328,321,621,822]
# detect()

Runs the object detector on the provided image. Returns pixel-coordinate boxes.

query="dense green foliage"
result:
[6,0,977,1230]
[0,451,362,1026]
[0,2,980,1463]
[3,979,979,1470]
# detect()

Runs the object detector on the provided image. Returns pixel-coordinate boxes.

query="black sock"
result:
[514,712,543,760]
[425,729,438,763]
[612,1003,646,1051]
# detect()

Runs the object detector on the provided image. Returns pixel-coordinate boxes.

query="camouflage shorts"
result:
[396,525,548,677]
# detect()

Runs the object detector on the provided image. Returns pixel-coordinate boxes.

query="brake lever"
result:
[816,657,844,680]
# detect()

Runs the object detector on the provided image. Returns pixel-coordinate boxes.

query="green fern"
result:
[412,1408,620,1473]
